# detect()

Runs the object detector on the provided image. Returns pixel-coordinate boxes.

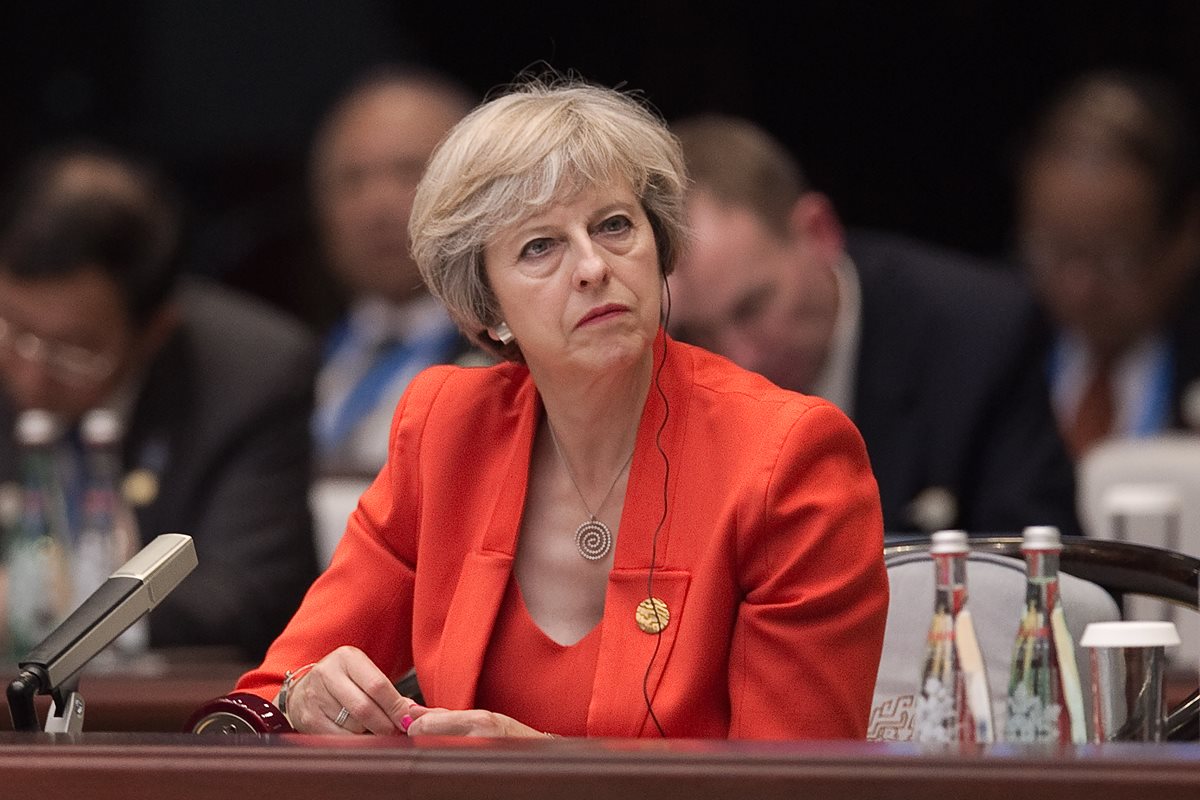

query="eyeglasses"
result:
[0,314,118,386]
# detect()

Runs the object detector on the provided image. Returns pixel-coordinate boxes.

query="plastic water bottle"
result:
[1003,525,1087,743]
[76,408,147,657]
[914,530,994,742]
[6,409,73,659]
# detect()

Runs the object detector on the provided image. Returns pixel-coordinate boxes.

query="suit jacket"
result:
[848,231,1079,535]
[0,280,320,659]
[238,333,889,739]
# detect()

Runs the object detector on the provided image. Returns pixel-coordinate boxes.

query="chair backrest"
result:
[1077,434,1200,668]
[1078,434,1200,552]
[869,544,1119,742]
[309,475,372,569]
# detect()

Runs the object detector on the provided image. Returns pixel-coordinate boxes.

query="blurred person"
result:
[669,114,1078,535]
[1016,70,1200,458]
[236,79,888,739]
[0,143,319,659]
[310,66,481,475]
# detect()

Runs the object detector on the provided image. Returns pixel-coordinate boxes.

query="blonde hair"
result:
[409,78,688,360]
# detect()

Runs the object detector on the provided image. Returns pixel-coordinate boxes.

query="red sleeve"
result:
[728,401,889,739]
[234,368,455,701]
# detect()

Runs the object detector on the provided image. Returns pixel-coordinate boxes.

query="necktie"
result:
[320,336,409,453]
[1066,362,1115,459]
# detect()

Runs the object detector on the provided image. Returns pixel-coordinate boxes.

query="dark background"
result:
[4,1,1200,325]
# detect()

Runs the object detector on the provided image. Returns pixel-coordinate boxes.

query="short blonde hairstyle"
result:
[409,78,688,360]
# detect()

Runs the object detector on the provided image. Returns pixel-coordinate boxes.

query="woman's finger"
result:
[289,646,414,735]
[404,708,542,738]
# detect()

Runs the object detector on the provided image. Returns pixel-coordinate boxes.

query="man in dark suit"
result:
[668,115,1078,535]
[1016,70,1200,458]
[0,144,318,659]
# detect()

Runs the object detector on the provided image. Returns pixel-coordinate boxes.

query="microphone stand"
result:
[46,675,85,734]
[6,668,43,733]
[7,668,86,734]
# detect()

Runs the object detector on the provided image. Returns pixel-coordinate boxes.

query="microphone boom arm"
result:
[7,533,197,732]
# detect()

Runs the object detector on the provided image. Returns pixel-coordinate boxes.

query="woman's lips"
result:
[577,304,628,327]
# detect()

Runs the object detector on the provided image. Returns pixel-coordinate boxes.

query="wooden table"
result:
[1,651,1195,799]
[0,734,1196,800]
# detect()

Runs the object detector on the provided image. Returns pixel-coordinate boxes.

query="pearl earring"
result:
[494,322,515,345]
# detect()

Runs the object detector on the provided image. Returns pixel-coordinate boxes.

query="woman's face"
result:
[483,179,663,377]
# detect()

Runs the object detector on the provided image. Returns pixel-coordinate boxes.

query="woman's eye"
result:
[520,238,553,259]
[598,215,632,234]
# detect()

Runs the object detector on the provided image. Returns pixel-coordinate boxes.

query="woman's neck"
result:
[531,350,654,486]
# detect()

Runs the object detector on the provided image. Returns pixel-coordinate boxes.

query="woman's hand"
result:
[402,707,549,738]
[278,646,423,735]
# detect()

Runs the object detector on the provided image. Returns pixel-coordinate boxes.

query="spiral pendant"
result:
[575,517,613,560]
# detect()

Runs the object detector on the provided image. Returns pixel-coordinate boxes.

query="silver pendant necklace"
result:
[545,420,635,561]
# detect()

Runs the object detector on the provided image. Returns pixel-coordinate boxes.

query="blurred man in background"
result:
[309,66,479,476]
[669,114,1078,535]
[0,144,318,659]
[1016,70,1200,459]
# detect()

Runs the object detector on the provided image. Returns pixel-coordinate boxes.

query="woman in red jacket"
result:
[236,78,888,739]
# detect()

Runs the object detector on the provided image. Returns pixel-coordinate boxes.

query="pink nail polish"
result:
[400,715,413,732]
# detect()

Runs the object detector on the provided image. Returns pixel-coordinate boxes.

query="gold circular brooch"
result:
[635,597,670,634]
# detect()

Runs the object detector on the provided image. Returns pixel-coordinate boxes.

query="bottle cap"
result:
[15,409,60,446]
[1021,525,1062,551]
[929,529,969,554]
[1080,620,1181,648]
[81,408,123,446]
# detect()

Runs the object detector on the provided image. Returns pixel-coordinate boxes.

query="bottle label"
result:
[1050,606,1087,744]
[915,674,958,743]
[1005,682,1063,742]
[916,611,957,742]
[955,609,994,742]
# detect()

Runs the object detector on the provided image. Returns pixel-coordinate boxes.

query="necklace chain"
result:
[546,420,634,518]
[545,419,634,560]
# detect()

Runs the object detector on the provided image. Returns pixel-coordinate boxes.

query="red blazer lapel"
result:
[432,551,511,709]
[430,372,539,710]
[588,332,697,736]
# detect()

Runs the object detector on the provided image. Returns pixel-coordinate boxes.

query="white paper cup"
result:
[1080,621,1181,742]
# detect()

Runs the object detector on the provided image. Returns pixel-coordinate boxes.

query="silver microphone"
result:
[8,533,198,731]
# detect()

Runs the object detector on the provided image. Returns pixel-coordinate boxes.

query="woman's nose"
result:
[572,242,611,289]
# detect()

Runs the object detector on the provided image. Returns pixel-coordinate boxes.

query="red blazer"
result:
[238,333,888,739]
